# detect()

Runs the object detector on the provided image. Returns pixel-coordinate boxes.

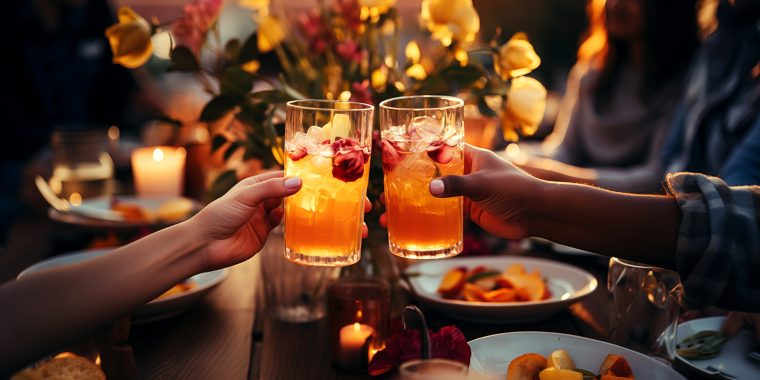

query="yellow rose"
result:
[502,76,546,140]
[359,0,396,14]
[105,7,153,69]
[240,0,269,13]
[494,35,541,79]
[257,15,285,53]
[421,0,480,46]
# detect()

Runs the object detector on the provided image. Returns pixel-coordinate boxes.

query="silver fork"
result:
[34,176,125,222]
[705,365,737,380]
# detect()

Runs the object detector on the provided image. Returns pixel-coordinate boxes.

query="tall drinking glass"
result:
[284,100,374,266]
[608,257,683,363]
[379,96,464,259]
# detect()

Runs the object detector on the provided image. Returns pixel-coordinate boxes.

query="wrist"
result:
[176,217,213,274]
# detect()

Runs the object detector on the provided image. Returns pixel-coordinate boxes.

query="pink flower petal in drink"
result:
[381,139,403,171]
[331,138,366,182]
[426,140,455,164]
[287,146,307,161]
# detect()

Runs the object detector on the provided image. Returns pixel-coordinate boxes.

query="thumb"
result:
[429,174,480,199]
[234,177,302,208]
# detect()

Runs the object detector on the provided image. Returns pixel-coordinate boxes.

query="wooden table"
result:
[7,217,698,379]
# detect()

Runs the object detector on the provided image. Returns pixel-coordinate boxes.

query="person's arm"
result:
[0,172,302,372]
[528,181,679,268]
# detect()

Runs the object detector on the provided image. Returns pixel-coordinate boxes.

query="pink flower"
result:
[335,39,363,64]
[332,138,368,182]
[333,0,362,31]
[368,321,471,376]
[380,139,402,172]
[299,12,331,54]
[171,0,222,54]
[350,80,373,105]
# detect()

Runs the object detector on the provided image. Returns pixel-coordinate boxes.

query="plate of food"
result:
[469,331,686,379]
[675,316,760,379]
[404,256,598,323]
[48,195,203,228]
[18,248,227,323]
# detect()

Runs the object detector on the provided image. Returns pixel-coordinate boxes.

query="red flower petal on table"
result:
[368,322,470,376]
[331,138,366,182]
[381,139,403,171]
[426,140,455,164]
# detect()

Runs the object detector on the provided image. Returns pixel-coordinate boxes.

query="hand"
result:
[722,312,760,343]
[190,171,302,271]
[379,144,544,239]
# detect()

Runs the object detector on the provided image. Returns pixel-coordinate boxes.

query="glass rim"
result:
[379,95,464,111]
[286,99,374,112]
[610,257,671,272]
[398,358,468,374]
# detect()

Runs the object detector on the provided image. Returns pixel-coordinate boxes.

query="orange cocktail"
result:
[380,96,464,259]
[283,100,374,266]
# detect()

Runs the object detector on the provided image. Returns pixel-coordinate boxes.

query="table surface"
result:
[1,217,705,379]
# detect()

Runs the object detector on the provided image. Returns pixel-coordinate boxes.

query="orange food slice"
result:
[484,288,516,302]
[437,267,467,299]
[462,283,488,302]
[507,353,547,380]
[501,274,546,302]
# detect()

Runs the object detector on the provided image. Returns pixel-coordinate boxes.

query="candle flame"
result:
[356,309,363,319]
[153,148,164,162]
[69,192,82,206]
[95,354,101,366]
[352,322,362,331]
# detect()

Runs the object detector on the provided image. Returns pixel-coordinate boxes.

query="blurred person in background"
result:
[523,0,760,190]
[520,0,700,193]
[0,0,147,243]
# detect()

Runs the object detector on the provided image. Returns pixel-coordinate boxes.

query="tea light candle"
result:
[131,146,186,196]
[339,322,374,368]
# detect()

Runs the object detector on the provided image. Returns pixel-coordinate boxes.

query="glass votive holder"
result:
[328,277,390,372]
[399,358,469,379]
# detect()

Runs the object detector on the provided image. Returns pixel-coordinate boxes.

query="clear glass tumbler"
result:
[50,126,114,201]
[608,257,683,363]
[379,95,464,259]
[283,100,374,267]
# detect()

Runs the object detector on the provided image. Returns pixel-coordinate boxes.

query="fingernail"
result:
[429,179,444,196]
[284,177,301,189]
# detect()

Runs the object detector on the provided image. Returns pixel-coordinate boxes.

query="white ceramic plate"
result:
[404,256,598,323]
[676,316,760,379]
[18,248,227,323]
[469,331,686,379]
[49,195,203,228]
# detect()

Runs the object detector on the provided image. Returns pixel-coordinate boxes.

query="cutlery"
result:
[705,365,736,380]
[35,176,125,222]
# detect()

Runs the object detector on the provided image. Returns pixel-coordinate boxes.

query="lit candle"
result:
[131,146,186,196]
[338,322,374,368]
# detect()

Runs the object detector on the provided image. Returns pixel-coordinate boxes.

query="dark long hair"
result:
[591,0,699,109]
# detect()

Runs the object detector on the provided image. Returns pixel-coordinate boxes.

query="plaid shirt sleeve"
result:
[666,173,760,311]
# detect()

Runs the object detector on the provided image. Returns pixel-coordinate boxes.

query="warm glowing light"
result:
[54,352,77,359]
[405,41,421,64]
[371,67,388,90]
[95,355,101,366]
[368,342,385,362]
[384,55,397,69]
[505,143,521,159]
[339,91,352,102]
[406,63,427,81]
[108,126,120,141]
[153,148,164,162]
[394,81,406,92]
[356,309,363,319]
[69,192,82,206]
[454,49,468,66]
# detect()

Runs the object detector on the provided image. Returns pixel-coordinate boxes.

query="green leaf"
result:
[200,95,238,122]
[249,90,295,104]
[223,142,241,161]
[211,134,227,153]
[208,170,238,200]
[224,38,242,63]
[239,33,259,63]
[220,66,255,99]
[418,64,484,94]
[168,46,200,72]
